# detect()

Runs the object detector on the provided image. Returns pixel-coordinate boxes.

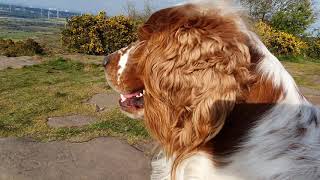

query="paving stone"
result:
[0,137,151,180]
[47,115,97,128]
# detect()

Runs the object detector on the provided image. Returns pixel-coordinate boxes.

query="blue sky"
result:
[0,0,319,28]
[0,0,183,14]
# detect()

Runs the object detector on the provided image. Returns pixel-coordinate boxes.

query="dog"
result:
[104,1,320,180]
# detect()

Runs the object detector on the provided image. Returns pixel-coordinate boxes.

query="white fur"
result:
[151,151,243,180]
[117,48,132,84]
[151,151,172,180]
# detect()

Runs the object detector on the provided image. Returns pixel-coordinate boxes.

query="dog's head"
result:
[104,3,257,154]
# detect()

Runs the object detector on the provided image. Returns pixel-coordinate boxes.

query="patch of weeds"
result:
[55,91,68,98]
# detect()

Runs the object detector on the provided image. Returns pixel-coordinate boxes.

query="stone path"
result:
[0,137,151,180]
[0,56,42,70]
[47,115,98,128]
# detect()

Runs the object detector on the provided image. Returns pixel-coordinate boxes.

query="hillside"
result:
[0,3,80,19]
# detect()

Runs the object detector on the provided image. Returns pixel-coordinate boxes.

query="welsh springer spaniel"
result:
[103,1,320,180]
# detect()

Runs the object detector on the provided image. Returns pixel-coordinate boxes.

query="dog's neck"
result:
[206,73,284,164]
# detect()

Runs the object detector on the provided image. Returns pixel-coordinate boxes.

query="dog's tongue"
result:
[122,92,141,99]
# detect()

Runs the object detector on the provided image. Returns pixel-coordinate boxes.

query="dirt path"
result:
[0,56,42,70]
[299,87,320,106]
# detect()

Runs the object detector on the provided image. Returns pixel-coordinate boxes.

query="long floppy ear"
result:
[141,11,253,156]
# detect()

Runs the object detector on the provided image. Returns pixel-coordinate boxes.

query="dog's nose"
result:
[103,56,110,67]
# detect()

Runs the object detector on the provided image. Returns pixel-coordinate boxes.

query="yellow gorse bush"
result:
[255,21,308,55]
[62,12,141,55]
[0,38,44,57]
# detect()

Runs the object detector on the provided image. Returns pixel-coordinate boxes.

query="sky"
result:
[0,0,183,14]
[0,0,319,28]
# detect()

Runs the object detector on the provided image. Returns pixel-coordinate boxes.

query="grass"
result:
[282,60,320,91]
[0,58,148,143]
[0,30,53,40]
[278,55,320,63]
[278,55,320,91]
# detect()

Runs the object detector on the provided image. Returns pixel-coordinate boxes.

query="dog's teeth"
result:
[120,94,127,102]
[143,90,145,94]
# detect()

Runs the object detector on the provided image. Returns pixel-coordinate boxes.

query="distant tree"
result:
[240,0,272,21]
[123,0,139,19]
[123,0,154,21]
[240,0,308,21]
[270,0,315,35]
[142,0,154,19]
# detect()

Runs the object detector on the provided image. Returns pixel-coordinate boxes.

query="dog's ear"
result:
[142,15,253,155]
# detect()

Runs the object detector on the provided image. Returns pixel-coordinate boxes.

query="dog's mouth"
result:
[119,90,144,110]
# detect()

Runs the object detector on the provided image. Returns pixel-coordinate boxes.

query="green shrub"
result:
[304,37,320,58]
[0,38,44,57]
[270,0,315,36]
[61,12,141,55]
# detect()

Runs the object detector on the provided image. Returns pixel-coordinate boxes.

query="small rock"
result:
[47,115,97,128]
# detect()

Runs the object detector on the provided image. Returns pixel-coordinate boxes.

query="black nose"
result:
[103,56,110,67]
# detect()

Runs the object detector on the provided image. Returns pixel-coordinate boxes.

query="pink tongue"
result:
[123,92,140,99]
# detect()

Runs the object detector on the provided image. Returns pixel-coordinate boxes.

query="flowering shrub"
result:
[255,21,308,55]
[0,38,44,57]
[62,12,141,55]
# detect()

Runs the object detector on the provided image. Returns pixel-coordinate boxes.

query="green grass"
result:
[278,55,320,63]
[0,29,58,42]
[282,60,320,91]
[0,58,148,143]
